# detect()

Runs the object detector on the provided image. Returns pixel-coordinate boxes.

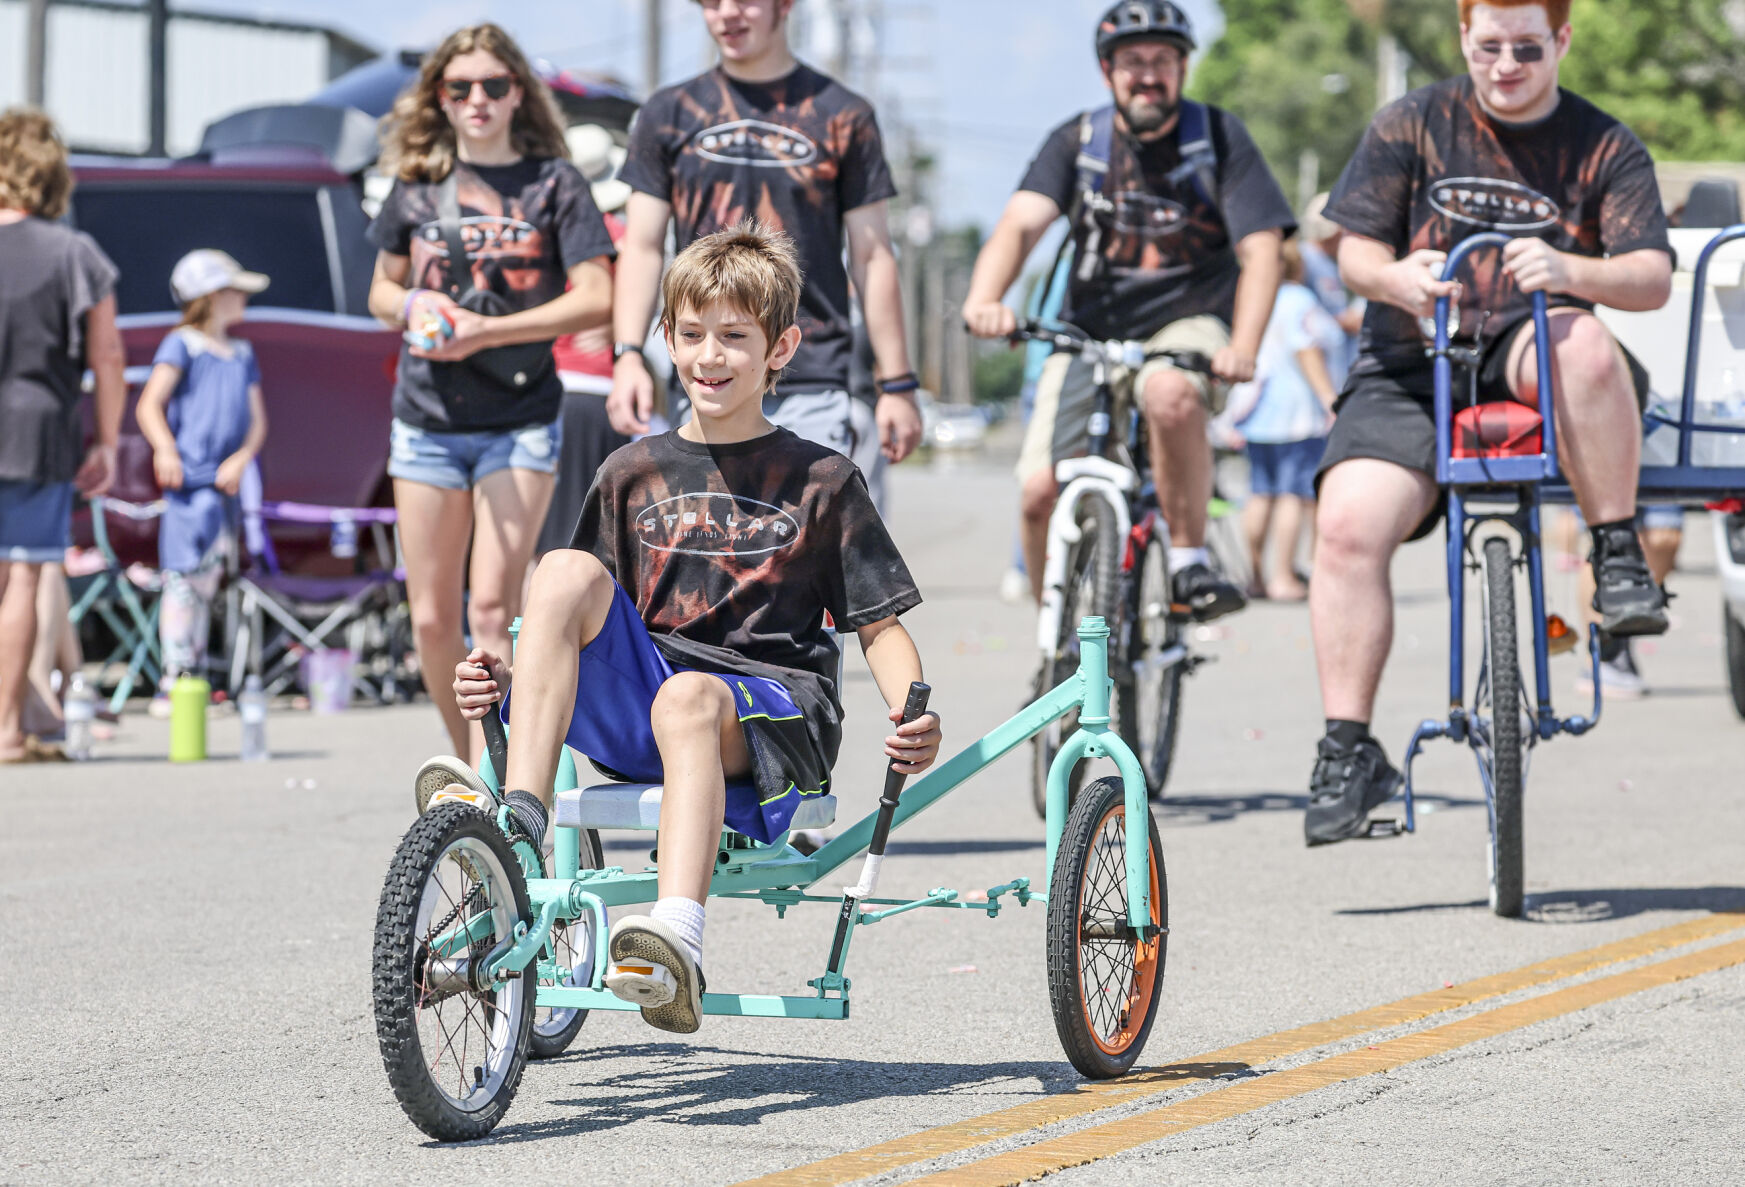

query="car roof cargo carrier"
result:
[199,104,381,176]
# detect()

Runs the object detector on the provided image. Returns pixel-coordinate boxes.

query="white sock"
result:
[650,897,705,968]
[1169,546,1210,571]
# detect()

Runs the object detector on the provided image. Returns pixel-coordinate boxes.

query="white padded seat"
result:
[554,783,838,833]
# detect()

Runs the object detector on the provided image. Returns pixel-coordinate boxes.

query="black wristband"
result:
[613,342,644,361]
[878,373,920,395]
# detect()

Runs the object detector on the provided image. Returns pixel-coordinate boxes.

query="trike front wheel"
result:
[1478,537,1526,919]
[1047,775,1167,1078]
[373,802,535,1141]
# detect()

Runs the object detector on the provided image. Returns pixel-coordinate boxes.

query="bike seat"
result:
[1453,403,1543,459]
[554,783,838,833]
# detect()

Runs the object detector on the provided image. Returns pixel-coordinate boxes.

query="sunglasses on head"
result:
[1470,36,1551,64]
[442,75,513,102]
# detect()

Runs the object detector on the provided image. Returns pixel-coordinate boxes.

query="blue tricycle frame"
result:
[372,615,1170,1142]
[1391,227,1745,916]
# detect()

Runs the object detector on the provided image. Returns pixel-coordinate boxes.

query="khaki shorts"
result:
[1016,314,1231,482]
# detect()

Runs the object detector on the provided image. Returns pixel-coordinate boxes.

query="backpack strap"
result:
[1070,105,1118,284]
[435,169,474,302]
[1165,99,1220,210]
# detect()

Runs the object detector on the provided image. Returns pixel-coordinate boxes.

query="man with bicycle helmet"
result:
[965,0,1293,619]
[1303,0,1673,845]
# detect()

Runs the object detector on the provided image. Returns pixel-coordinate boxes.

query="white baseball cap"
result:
[170,249,270,305]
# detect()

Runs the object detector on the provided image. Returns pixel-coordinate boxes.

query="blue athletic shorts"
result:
[1246,438,1325,500]
[502,581,822,843]
[0,480,74,563]
[387,417,562,491]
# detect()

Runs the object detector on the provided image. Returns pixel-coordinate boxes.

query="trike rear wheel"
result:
[1478,538,1526,919]
[1047,775,1167,1079]
[1032,500,1121,819]
[1119,536,1183,799]
[373,802,535,1141]
[1724,603,1745,720]
[530,827,605,1059]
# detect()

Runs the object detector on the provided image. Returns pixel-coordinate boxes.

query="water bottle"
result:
[1640,394,1680,467]
[1695,368,1745,467]
[239,674,269,763]
[62,673,96,761]
[168,673,210,763]
[330,516,359,560]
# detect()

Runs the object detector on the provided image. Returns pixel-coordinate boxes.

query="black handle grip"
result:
[868,682,931,856]
[481,709,510,790]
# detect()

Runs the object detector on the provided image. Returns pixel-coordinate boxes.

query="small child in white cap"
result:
[134,250,270,705]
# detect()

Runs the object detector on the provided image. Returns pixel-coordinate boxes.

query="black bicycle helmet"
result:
[1095,0,1197,60]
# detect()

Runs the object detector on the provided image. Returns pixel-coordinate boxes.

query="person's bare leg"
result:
[1311,459,1439,722]
[1142,370,1211,548]
[394,478,475,758]
[1642,526,1681,585]
[501,549,615,810]
[1269,496,1310,600]
[23,563,70,735]
[1019,469,1057,605]
[1508,310,1638,524]
[469,467,555,671]
[1242,491,1274,595]
[0,562,43,759]
[648,672,752,903]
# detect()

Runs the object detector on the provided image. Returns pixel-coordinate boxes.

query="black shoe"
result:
[1172,562,1247,622]
[1304,736,1402,847]
[1590,537,1669,637]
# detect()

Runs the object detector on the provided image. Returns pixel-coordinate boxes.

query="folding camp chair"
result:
[68,496,167,714]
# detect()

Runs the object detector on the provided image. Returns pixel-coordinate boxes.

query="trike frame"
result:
[1396,226,1745,848]
[474,614,1156,1021]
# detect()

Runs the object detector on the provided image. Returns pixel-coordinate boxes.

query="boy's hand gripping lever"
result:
[826,682,931,975]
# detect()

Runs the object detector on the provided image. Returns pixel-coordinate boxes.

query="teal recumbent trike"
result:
[371,615,1168,1141]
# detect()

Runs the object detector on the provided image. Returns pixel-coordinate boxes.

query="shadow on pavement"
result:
[474,1046,1252,1144]
[1335,887,1745,921]
[1156,790,1481,825]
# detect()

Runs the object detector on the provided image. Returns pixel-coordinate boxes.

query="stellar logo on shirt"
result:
[636,492,800,556]
[1111,192,1189,237]
[1429,177,1560,231]
[418,217,541,258]
[693,120,819,168]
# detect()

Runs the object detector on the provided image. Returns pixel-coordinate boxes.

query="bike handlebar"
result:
[1006,318,1214,376]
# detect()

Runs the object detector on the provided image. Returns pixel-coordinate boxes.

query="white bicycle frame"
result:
[1036,455,1140,651]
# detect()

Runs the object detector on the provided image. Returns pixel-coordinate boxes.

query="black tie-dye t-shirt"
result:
[1325,76,1671,369]
[570,428,920,784]
[369,156,615,432]
[621,65,897,395]
[1017,106,1295,341]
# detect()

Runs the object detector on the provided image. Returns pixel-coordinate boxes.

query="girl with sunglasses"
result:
[367,23,616,769]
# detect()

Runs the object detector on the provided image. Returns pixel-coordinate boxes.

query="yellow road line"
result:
[916,936,1745,1186]
[733,912,1744,1187]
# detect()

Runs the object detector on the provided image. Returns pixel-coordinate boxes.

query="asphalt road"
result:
[4,444,1742,1185]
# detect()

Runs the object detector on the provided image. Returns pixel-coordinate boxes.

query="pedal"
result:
[427,786,494,813]
[1545,613,1577,656]
[1362,817,1406,839]
[604,961,677,1006]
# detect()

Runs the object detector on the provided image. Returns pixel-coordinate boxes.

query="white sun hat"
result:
[565,123,631,213]
[170,249,270,305]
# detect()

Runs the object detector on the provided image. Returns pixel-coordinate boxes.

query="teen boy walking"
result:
[606,0,923,472]
[440,223,943,1034]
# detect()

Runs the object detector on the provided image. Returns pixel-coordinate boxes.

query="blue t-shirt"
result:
[152,328,258,488]
[1236,283,1346,444]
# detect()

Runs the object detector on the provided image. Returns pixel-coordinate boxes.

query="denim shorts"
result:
[387,417,563,491]
[1246,438,1325,500]
[0,480,74,563]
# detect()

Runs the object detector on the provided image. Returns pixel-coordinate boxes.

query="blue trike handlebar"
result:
[1432,232,1556,484]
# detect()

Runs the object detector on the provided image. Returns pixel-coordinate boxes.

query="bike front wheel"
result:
[1477,537,1527,918]
[1119,536,1183,799]
[374,803,536,1140]
[1047,775,1167,1078]
[1032,499,1121,819]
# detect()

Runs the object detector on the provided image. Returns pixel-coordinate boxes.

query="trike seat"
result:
[554,783,838,833]
[1453,402,1543,460]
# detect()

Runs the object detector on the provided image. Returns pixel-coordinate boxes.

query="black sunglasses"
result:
[442,75,514,102]
[1470,37,1551,64]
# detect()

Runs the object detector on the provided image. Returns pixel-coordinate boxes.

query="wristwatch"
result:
[612,342,644,362]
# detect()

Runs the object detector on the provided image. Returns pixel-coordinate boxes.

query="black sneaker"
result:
[1171,562,1247,622]
[1590,536,1669,637]
[1304,736,1403,847]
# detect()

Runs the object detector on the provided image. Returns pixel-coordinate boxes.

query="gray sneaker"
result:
[414,755,495,815]
[1304,736,1402,846]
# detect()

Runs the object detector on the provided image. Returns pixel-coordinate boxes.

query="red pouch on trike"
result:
[1453,402,1544,459]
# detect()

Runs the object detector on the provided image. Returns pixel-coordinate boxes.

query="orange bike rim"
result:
[1077,801,1161,1057]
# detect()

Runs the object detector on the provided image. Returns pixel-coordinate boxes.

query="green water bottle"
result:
[168,673,210,763]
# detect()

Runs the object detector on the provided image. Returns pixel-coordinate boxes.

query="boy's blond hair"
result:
[659,221,804,391]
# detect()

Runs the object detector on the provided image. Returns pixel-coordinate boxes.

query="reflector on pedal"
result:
[1453,403,1543,459]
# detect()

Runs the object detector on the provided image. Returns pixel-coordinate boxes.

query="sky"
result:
[190,0,1223,231]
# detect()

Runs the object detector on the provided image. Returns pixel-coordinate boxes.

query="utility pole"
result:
[643,0,663,98]
[26,0,48,107]
[148,0,168,155]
